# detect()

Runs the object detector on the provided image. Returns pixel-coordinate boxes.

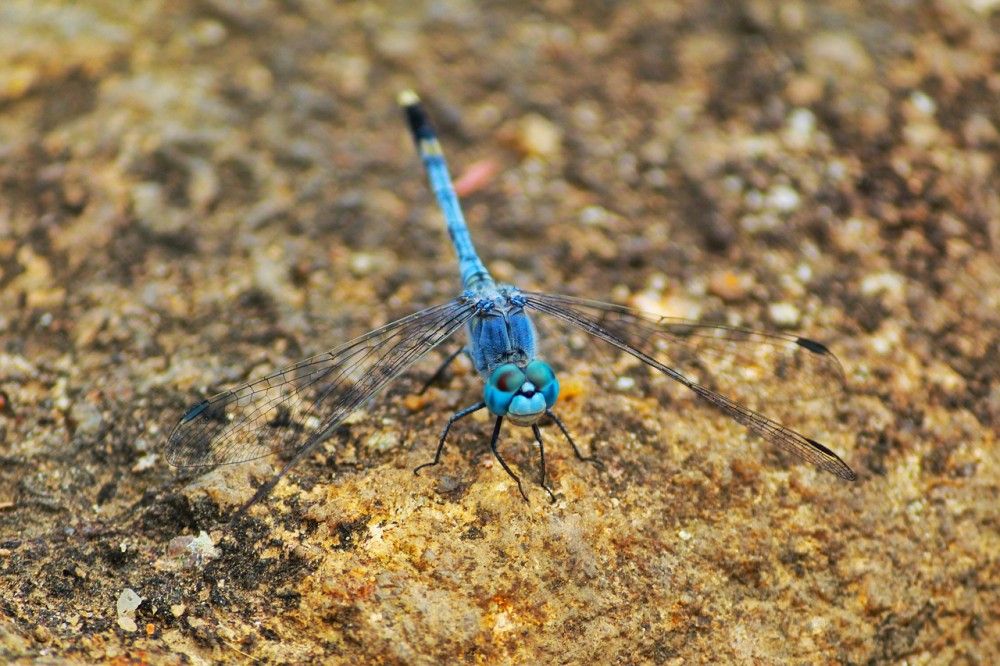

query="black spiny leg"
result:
[488,416,528,502]
[547,410,603,468]
[418,347,466,395]
[414,401,485,475]
[531,424,557,504]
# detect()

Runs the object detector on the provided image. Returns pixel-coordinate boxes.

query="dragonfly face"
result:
[485,360,560,424]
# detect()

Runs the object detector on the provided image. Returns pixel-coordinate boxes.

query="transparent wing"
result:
[527,293,844,406]
[523,292,856,480]
[167,298,476,468]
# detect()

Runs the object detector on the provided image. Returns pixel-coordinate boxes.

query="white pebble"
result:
[768,302,801,327]
[767,184,801,212]
[910,90,936,116]
[116,588,143,633]
[615,376,636,391]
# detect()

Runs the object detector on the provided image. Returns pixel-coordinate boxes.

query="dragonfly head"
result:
[484,360,559,425]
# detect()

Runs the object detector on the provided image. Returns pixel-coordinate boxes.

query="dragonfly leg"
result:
[547,409,603,468]
[418,347,467,395]
[414,401,485,475]
[488,416,527,502]
[531,424,557,503]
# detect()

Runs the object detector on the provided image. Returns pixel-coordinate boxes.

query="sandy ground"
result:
[1,0,998,663]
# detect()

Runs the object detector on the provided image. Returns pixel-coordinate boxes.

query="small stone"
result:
[70,401,104,437]
[967,0,1000,12]
[805,32,873,77]
[579,205,614,227]
[131,452,158,473]
[768,302,801,327]
[512,114,562,159]
[191,19,227,46]
[767,184,801,212]
[170,603,186,618]
[962,113,999,147]
[187,531,221,562]
[167,530,220,567]
[116,588,143,632]
[860,271,905,299]
[783,108,816,149]
[909,90,936,116]
[365,430,400,454]
[33,625,51,642]
[615,376,636,391]
[708,271,754,302]
[403,393,433,412]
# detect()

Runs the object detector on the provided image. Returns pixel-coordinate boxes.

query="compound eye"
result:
[491,364,525,392]
[524,360,559,408]
[484,363,527,416]
[525,360,555,388]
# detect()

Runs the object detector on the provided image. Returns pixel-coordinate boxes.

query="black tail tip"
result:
[398,89,435,144]
[796,336,831,355]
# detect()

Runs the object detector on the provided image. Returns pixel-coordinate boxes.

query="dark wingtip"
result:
[796,336,831,355]
[806,437,858,481]
[397,89,435,145]
[180,399,210,423]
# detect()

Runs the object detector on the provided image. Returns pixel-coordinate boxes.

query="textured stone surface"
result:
[1,0,998,663]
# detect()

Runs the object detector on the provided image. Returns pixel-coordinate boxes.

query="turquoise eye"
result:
[484,364,525,415]
[494,365,525,392]
[525,360,559,408]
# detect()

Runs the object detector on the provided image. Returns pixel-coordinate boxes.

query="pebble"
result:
[166,531,220,568]
[805,32,873,77]
[70,401,104,437]
[860,271,905,299]
[365,430,400,454]
[767,184,801,212]
[968,0,1000,12]
[909,90,936,116]
[512,114,562,159]
[768,302,801,327]
[131,453,158,473]
[190,19,227,47]
[116,588,143,633]
[615,376,636,391]
[708,271,754,302]
[403,393,434,412]
[783,108,816,149]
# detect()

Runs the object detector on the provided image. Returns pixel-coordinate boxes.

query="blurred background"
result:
[1,0,998,663]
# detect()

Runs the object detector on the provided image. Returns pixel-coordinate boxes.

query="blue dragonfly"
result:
[167,91,856,513]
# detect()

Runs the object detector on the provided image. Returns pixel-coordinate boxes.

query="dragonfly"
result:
[167,90,857,514]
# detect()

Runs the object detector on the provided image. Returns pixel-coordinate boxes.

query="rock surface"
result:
[1,0,998,663]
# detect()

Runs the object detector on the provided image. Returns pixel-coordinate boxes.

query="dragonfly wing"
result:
[523,292,856,481]
[167,298,476,468]
[525,293,844,405]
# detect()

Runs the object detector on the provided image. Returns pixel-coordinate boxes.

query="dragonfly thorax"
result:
[465,284,540,375]
[484,360,560,424]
